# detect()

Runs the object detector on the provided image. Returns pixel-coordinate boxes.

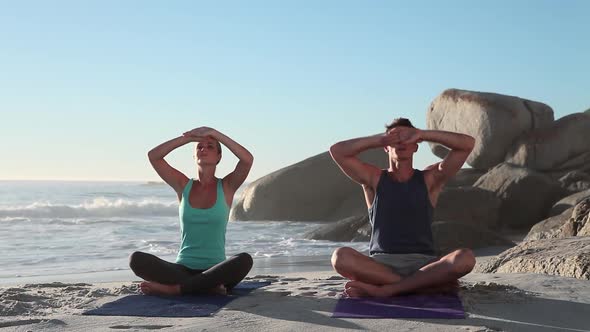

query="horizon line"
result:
[0,178,161,182]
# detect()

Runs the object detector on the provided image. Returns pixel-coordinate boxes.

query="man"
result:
[330,118,476,297]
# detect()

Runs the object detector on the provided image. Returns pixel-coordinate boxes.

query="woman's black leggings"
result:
[129,251,253,295]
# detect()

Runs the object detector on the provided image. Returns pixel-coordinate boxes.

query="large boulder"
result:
[473,163,566,229]
[476,237,590,280]
[549,189,590,217]
[230,149,387,222]
[427,89,554,169]
[304,215,369,242]
[433,187,501,229]
[506,113,590,171]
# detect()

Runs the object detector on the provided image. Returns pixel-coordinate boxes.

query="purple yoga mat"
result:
[332,293,465,319]
[83,281,270,317]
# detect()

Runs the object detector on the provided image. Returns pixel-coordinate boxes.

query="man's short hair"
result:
[385,118,415,132]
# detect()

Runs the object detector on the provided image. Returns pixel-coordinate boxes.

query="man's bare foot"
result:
[414,279,460,295]
[344,281,369,297]
[345,281,391,298]
[140,281,181,296]
[344,286,367,298]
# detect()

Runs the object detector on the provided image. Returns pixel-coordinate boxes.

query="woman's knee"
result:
[129,251,149,272]
[235,252,253,270]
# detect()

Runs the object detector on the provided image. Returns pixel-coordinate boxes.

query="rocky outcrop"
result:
[473,163,566,229]
[427,89,554,169]
[476,237,590,280]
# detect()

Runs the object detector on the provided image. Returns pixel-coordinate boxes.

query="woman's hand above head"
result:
[183,127,219,141]
[147,135,193,200]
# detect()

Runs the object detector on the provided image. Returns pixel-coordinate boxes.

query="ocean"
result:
[0,180,368,284]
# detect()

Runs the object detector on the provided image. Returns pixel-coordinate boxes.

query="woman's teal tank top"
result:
[176,178,230,269]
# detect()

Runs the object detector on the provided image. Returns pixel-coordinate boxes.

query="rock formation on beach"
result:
[231,88,590,280]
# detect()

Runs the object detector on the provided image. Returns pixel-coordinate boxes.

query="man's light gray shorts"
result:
[370,253,439,277]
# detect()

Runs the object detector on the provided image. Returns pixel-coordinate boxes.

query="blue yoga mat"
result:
[332,293,465,319]
[83,281,270,317]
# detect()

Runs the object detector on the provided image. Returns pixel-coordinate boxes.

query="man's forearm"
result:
[419,130,475,152]
[330,134,384,157]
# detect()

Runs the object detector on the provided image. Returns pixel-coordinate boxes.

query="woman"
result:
[129,126,254,296]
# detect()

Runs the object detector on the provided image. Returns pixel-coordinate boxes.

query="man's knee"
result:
[451,248,475,274]
[331,247,357,272]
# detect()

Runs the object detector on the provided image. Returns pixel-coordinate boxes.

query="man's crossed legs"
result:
[331,247,475,297]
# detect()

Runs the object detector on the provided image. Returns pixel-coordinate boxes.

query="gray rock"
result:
[549,189,590,217]
[506,112,590,171]
[427,89,554,169]
[558,171,590,193]
[434,187,501,229]
[476,237,590,280]
[474,163,567,229]
[230,149,387,222]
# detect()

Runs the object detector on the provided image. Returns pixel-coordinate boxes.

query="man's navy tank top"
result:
[368,169,435,255]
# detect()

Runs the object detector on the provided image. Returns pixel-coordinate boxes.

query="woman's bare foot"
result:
[208,284,227,295]
[140,281,181,296]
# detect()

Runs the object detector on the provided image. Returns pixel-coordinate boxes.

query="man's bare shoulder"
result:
[422,162,445,190]
[423,163,441,172]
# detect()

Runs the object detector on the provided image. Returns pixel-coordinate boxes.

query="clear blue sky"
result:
[1,0,588,181]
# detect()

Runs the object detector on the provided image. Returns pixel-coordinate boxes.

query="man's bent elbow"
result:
[329,143,345,159]
[466,135,475,151]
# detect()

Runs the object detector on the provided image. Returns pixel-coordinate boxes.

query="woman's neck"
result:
[195,166,216,184]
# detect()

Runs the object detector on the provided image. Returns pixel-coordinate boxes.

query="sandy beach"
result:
[2,248,589,332]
